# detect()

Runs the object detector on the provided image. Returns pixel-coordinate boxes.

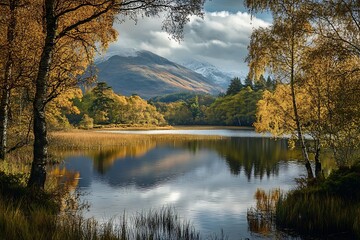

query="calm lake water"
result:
[57,129,308,239]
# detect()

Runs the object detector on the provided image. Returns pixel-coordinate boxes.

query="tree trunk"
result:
[314,142,322,178]
[0,0,16,160]
[290,26,314,179]
[27,0,56,189]
[0,89,10,160]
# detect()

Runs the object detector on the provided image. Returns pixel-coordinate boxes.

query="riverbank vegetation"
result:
[276,164,360,238]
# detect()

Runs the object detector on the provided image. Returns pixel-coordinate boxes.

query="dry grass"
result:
[49,130,224,150]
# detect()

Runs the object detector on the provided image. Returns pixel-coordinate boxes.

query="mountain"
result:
[177,59,236,89]
[94,50,223,99]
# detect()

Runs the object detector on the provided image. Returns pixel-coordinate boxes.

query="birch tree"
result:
[246,0,315,179]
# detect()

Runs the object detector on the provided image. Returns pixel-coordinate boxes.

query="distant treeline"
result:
[151,75,276,126]
[49,75,276,128]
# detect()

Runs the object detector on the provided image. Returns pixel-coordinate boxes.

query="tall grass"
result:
[276,192,360,238]
[275,164,360,238]
[0,200,210,240]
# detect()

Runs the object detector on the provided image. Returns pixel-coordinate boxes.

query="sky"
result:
[106,0,271,76]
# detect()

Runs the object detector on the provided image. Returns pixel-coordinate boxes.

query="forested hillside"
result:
[47,75,276,128]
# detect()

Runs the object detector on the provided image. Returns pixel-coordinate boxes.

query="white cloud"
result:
[108,11,270,76]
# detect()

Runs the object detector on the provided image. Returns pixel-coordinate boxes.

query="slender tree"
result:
[246,0,315,179]
[0,0,39,159]
[0,1,16,160]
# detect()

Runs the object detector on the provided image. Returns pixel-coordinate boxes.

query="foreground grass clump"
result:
[0,172,213,240]
[0,200,202,240]
[276,163,360,238]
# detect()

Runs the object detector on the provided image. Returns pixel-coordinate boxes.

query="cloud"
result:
[108,11,270,76]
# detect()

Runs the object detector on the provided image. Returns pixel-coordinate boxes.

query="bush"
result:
[78,114,94,129]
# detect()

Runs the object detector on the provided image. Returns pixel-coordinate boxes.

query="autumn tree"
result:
[0,1,16,160]
[0,1,40,159]
[305,0,360,167]
[246,0,315,178]
[307,0,360,56]
[46,88,82,129]
[247,0,360,176]
[303,38,360,167]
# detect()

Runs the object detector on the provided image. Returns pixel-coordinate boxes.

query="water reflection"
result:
[61,138,300,186]
[193,138,298,180]
[91,142,157,174]
[55,135,322,239]
[247,189,280,237]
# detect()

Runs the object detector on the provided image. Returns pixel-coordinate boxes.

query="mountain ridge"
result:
[95,50,223,99]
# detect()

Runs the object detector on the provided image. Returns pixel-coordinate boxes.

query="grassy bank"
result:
[276,163,360,238]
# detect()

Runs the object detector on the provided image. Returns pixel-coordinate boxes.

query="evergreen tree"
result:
[226,77,243,96]
[266,76,274,90]
[188,96,200,121]
[244,75,253,89]
[254,74,266,91]
[89,82,115,124]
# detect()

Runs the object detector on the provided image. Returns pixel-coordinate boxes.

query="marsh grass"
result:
[49,130,223,150]
[276,163,360,238]
[0,196,210,240]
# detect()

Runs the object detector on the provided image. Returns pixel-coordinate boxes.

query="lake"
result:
[56,129,308,239]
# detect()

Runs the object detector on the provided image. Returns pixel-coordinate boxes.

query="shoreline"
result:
[87,125,255,131]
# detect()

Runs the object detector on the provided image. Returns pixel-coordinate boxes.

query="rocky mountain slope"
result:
[94,50,224,99]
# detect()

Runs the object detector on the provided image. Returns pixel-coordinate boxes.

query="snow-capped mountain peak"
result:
[177,59,234,89]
